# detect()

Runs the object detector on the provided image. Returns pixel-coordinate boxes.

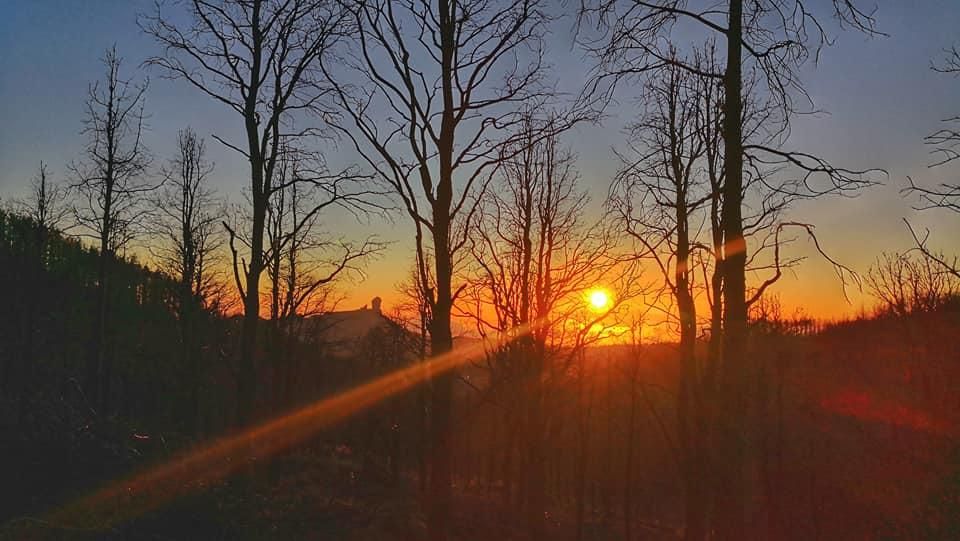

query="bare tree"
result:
[904,45,960,278]
[266,149,385,322]
[608,44,807,538]
[464,114,629,541]
[153,128,222,305]
[580,2,880,538]
[867,251,958,317]
[70,45,153,413]
[323,2,584,538]
[8,163,72,420]
[393,260,434,496]
[21,162,71,235]
[142,0,382,426]
[151,127,223,434]
[608,56,710,538]
[264,148,385,409]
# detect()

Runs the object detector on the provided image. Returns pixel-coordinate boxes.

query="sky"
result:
[1,0,959,320]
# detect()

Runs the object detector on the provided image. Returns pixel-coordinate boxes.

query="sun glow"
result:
[587,288,612,312]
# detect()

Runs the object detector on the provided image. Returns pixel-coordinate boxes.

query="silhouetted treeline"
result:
[0,209,420,534]
[0,209,208,430]
[2,202,960,540]
[440,302,960,541]
[0,209,190,523]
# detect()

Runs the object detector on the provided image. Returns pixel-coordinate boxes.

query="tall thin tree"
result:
[70,46,153,413]
[467,114,625,540]
[580,2,879,538]
[608,57,709,538]
[264,148,385,409]
[324,2,579,538]
[151,127,222,434]
[142,0,376,426]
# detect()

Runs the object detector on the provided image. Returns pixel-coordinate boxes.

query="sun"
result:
[587,288,612,312]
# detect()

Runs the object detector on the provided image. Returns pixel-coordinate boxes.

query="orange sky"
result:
[339,199,959,326]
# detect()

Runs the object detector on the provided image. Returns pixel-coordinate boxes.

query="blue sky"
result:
[1,0,959,317]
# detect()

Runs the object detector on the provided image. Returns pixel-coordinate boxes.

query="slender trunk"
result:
[237,0,265,430]
[238,170,265,427]
[184,307,195,435]
[526,368,546,541]
[417,311,430,496]
[282,321,298,409]
[88,157,113,414]
[708,216,724,370]
[517,137,546,541]
[89,234,110,412]
[89,75,117,415]
[427,226,454,541]
[716,0,751,538]
[677,221,707,541]
[574,352,593,541]
[427,2,457,539]
[705,95,724,394]
[268,245,283,411]
[427,287,453,541]
[181,287,201,436]
[623,360,638,541]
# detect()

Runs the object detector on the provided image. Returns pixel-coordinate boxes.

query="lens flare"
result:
[48,318,547,531]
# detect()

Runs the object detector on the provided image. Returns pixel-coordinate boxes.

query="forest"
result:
[0,1,958,540]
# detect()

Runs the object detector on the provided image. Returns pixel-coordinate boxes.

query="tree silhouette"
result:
[465,113,628,541]
[867,251,958,317]
[150,127,223,434]
[142,0,382,426]
[580,2,880,537]
[608,55,711,537]
[70,46,154,413]
[20,162,71,235]
[905,44,960,279]
[263,147,385,410]
[323,2,580,538]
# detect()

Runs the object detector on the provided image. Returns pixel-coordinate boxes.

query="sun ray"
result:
[48,318,548,530]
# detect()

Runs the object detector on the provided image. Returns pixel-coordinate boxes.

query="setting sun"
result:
[588,288,612,311]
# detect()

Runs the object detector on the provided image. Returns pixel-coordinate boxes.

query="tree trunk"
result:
[623,361,638,541]
[678,225,708,541]
[237,160,265,428]
[88,233,110,413]
[716,0,751,538]
[236,0,266,430]
[417,321,430,497]
[427,226,454,541]
[427,3,457,538]
[574,352,593,541]
[526,368,547,541]
[182,285,203,436]
[427,293,453,541]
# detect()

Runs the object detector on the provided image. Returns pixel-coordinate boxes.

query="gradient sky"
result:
[1,0,959,319]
